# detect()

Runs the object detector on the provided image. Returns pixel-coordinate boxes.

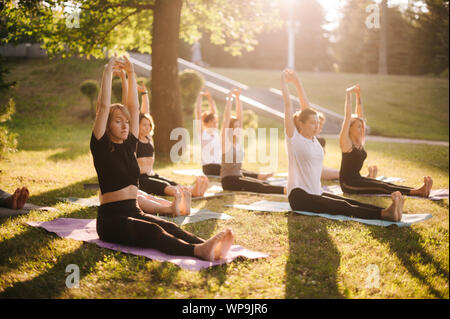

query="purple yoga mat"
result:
[27,218,268,271]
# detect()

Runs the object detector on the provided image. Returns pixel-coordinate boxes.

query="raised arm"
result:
[93,57,116,140]
[233,88,243,129]
[354,84,363,118]
[205,90,218,115]
[137,83,150,115]
[195,91,203,122]
[339,89,353,152]
[118,56,140,139]
[221,90,234,154]
[113,69,128,106]
[281,69,296,138]
[292,72,311,111]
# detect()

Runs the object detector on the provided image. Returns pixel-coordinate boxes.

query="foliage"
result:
[2,0,282,58]
[178,69,204,115]
[79,79,99,119]
[334,0,449,76]
[0,98,17,157]
[243,109,258,129]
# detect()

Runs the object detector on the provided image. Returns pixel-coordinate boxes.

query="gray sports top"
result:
[220,144,244,179]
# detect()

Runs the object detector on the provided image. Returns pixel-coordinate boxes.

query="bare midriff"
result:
[137,156,154,175]
[99,185,139,205]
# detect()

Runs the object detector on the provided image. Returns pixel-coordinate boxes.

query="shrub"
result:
[112,77,151,105]
[80,79,99,119]
[0,98,18,157]
[179,69,204,115]
[243,109,258,129]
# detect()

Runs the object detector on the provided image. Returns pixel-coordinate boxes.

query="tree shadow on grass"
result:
[26,177,100,207]
[286,214,343,298]
[367,224,448,298]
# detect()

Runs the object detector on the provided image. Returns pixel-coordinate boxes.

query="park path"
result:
[128,52,449,147]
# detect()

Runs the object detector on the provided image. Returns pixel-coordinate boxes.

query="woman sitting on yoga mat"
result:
[285,70,341,181]
[195,89,222,176]
[0,186,29,210]
[220,89,285,194]
[114,68,209,199]
[90,55,233,261]
[339,84,432,197]
[281,69,403,222]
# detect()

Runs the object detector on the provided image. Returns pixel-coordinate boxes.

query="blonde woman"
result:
[338,84,432,197]
[90,56,233,261]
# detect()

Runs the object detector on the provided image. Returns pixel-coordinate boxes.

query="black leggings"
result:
[288,188,383,220]
[202,164,221,176]
[97,199,204,256]
[202,164,259,179]
[221,175,284,194]
[340,176,412,195]
[139,173,178,196]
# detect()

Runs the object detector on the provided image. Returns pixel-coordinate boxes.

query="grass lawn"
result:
[0,58,448,299]
[211,68,450,142]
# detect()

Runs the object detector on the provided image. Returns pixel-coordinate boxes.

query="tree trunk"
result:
[378,0,388,74]
[151,0,183,155]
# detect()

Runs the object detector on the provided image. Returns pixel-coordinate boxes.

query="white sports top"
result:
[285,128,324,196]
[201,129,222,165]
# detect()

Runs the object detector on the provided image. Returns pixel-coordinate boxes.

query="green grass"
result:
[0,58,448,299]
[211,68,450,142]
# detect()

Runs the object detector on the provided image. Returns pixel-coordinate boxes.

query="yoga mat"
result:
[58,196,230,225]
[359,188,449,201]
[0,203,56,217]
[192,185,233,201]
[157,208,232,225]
[27,218,268,271]
[172,169,220,179]
[376,176,405,183]
[58,197,101,207]
[226,200,432,227]
[275,173,405,184]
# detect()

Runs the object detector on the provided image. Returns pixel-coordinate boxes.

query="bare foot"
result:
[5,188,21,209]
[171,187,182,217]
[258,172,274,181]
[381,191,403,222]
[411,176,432,198]
[201,176,209,195]
[214,228,234,260]
[191,177,203,197]
[180,186,191,216]
[17,187,29,209]
[426,176,433,197]
[367,165,377,179]
[194,231,227,261]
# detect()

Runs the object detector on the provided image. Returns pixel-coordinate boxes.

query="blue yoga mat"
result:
[226,200,432,227]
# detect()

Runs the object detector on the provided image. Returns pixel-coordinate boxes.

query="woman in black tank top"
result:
[90,56,234,261]
[131,83,209,199]
[339,84,433,197]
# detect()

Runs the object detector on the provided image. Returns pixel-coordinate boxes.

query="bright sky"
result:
[316,0,421,31]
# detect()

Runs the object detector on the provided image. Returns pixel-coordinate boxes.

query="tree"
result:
[378,0,388,74]
[3,0,281,154]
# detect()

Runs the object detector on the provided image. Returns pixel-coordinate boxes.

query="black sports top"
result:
[339,146,367,181]
[90,132,140,195]
[136,137,154,158]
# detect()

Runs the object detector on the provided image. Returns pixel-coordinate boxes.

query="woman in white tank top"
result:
[195,90,223,176]
[282,69,404,222]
